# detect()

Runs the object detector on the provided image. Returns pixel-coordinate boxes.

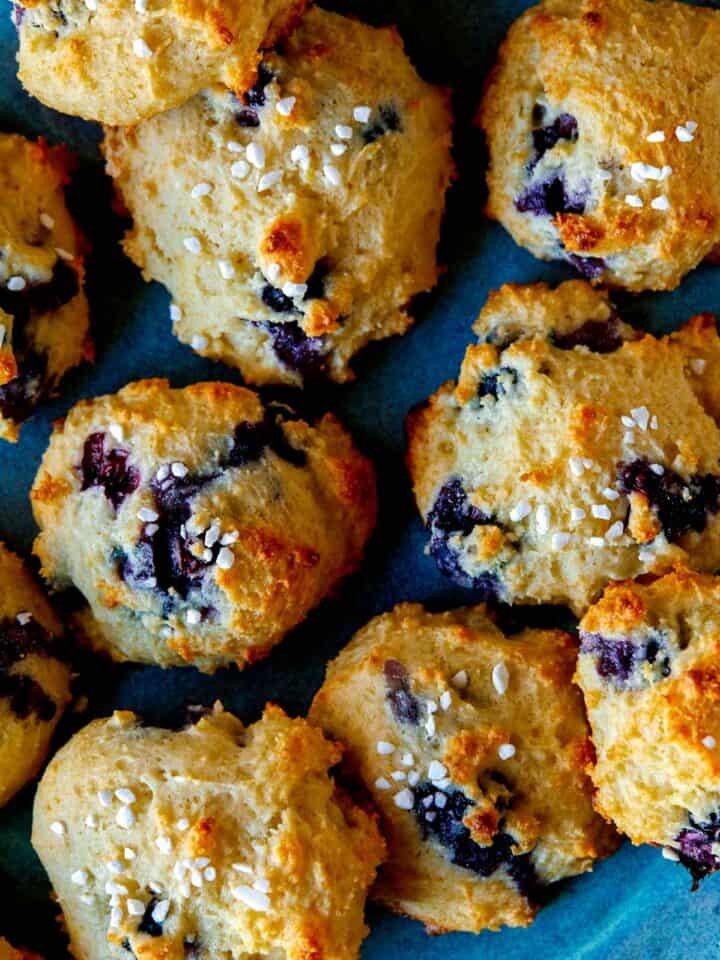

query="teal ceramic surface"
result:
[1,2,720,956]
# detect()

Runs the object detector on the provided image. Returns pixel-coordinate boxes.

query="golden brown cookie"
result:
[14,0,306,125]
[103,7,454,386]
[407,280,720,614]
[31,379,376,672]
[310,603,618,933]
[577,568,720,885]
[0,542,71,807]
[0,133,89,442]
[32,704,385,960]
[478,0,720,290]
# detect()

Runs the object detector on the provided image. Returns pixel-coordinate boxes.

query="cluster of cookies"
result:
[4,0,720,956]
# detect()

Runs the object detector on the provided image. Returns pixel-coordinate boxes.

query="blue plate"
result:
[2,2,720,956]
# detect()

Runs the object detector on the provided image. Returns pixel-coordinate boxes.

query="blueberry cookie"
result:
[478,0,720,291]
[0,542,71,807]
[310,603,618,933]
[32,704,385,960]
[406,280,720,614]
[14,0,306,126]
[31,379,376,672]
[103,7,454,386]
[0,133,90,442]
[577,569,720,884]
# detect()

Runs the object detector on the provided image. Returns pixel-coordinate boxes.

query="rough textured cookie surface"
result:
[14,0,305,125]
[577,568,720,885]
[310,603,617,933]
[0,542,71,807]
[0,133,89,442]
[407,280,720,614]
[103,7,453,386]
[479,0,720,291]
[31,379,376,672]
[32,705,385,960]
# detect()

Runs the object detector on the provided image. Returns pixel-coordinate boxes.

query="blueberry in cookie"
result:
[31,379,377,672]
[0,133,89,442]
[310,602,618,933]
[0,542,71,807]
[407,280,720,613]
[103,7,454,386]
[577,568,720,886]
[478,0,720,291]
[32,704,385,960]
[14,0,306,125]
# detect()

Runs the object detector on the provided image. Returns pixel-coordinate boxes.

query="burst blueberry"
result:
[580,629,672,687]
[676,813,720,887]
[426,479,502,598]
[262,284,297,314]
[138,897,164,937]
[0,616,57,722]
[478,367,518,400]
[515,178,588,217]
[243,64,274,108]
[565,254,607,281]
[412,782,541,902]
[530,111,578,166]
[384,659,420,726]
[81,432,140,510]
[618,459,720,542]
[551,316,624,353]
[362,103,402,144]
[262,320,328,380]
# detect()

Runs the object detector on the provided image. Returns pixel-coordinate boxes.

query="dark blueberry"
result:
[428,478,488,538]
[427,479,502,597]
[0,613,58,722]
[362,103,402,144]
[478,366,518,401]
[118,410,308,605]
[580,628,672,687]
[566,254,607,281]
[138,897,163,937]
[262,284,297,314]
[226,420,268,466]
[676,813,720,888]
[531,112,578,166]
[379,104,401,132]
[243,64,274,108]
[384,659,420,726]
[515,178,588,217]
[0,350,48,424]
[618,459,720,543]
[121,939,134,955]
[579,633,636,683]
[0,259,80,424]
[303,258,331,301]
[0,616,53,670]
[142,473,206,600]
[184,939,201,959]
[226,413,307,469]
[412,783,541,902]
[81,432,140,510]
[551,316,624,354]
[235,108,260,127]
[0,612,67,722]
[262,320,327,380]
[0,260,78,319]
